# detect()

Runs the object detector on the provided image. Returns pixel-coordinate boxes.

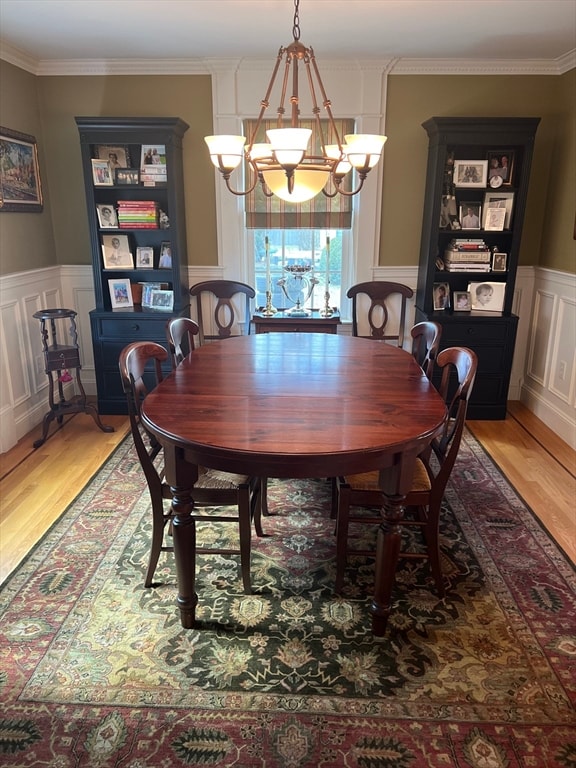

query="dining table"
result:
[141,332,447,637]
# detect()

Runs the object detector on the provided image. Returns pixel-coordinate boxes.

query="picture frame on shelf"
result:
[108,277,133,309]
[468,281,506,312]
[96,204,118,229]
[102,234,134,269]
[141,282,163,308]
[0,126,43,212]
[91,159,113,186]
[453,160,488,188]
[492,252,507,272]
[116,168,139,185]
[439,194,458,229]
[136,246,154,268]
[140,144,167,170]
[486,150,514,187]
[96,145,130,169]
[149,289,174,311]
[484,207,507,231]
[159,241,172,269]
[483,191,514,228]
[459,202,482,230]
[433,282,450,310]
[453,291,472,311]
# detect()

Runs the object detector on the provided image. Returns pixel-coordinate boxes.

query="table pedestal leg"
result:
[370,493,404,637]
[170,486,198,629]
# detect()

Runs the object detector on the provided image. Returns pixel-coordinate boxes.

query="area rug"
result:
[0,430,574,768]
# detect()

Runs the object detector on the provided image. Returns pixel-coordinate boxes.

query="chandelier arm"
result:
[247,47,285,151]
[309,51,345,154]
[328,172,367,197]
[221,166,260,197]
[290,48,300,128]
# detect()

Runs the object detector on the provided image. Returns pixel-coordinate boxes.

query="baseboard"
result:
[520,384,576,450]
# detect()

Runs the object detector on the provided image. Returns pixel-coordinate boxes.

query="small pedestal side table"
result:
[253,309,341,334]
[33,308,114,448]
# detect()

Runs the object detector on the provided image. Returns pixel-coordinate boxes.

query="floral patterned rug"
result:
[0,430,574,767]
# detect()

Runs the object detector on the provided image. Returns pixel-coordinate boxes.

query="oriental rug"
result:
[0,430,574,768]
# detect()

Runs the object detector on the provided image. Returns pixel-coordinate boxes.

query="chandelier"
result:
[204,0,387,203]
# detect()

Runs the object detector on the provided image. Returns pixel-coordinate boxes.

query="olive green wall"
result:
[538,68,576,270]
[381,74,575,273]
[36,73,217,271]
[1,61,574,278]
[0,60,57,273]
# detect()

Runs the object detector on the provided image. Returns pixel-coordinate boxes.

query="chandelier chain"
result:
[292,0,301,41]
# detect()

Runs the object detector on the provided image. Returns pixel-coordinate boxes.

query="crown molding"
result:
[1,39,574,77]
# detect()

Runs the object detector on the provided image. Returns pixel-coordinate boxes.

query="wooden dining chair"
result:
[119,340,263,591]
[189,280,255,344]
[332,346,477,597]
[188,280,273,515]
[410,320,442,380]
[166,316,200,368]
[347,281,414,346]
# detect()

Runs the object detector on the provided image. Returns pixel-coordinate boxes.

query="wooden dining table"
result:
[141,332,447,637]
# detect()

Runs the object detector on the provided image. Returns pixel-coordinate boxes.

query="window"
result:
[251,229,349,313]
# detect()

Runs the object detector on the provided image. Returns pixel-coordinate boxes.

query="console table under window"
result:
[253,309,341,334]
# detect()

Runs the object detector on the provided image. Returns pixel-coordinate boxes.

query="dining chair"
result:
[166,316,200,368]
[119,340,263,591]
[347,281,414,346]
[332,346,478,597]
[189,280,273,515]
[189,280,255,344]
[410,320,442,380]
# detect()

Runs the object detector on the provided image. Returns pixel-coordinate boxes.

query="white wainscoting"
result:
[1,265,574,453]
[521,267,576,449]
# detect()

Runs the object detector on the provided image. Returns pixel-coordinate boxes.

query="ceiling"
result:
[1,0,575,71]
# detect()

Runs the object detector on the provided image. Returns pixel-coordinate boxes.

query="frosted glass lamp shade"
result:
[204,135,246,171]
[266,128,311,168]
[262,168,330,202]
[344,134,387,169]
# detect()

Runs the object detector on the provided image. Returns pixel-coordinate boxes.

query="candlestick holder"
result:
[262,288,277,316]
[320,290,334,317]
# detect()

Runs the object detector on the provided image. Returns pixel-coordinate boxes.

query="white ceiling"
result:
[1,0,575,71]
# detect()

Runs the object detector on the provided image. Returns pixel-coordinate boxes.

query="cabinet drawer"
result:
[97,316,169,339]
[441,320,510,343]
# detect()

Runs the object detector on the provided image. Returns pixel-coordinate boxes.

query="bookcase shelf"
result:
[415,116,540,419]
[76,117,190,414]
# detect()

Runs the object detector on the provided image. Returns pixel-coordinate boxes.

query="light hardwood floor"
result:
[0,402,574,585]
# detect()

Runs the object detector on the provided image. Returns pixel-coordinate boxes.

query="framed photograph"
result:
[140,144,167,170]
[150,289,174,311]
[141,282,162,308]
[487,150,514,187]
[492,252,507,272]
[108,278,133,309]
[454,291,472,311]
[159,241,172,269]
[483,191,514,228]
[453,160,488,188]
[468,281,506,312]
[439,194,458,229]
[101,234,134,269]
[96,204,118,229]
[116,168,139,185]
[91,159,113,186]
[96,145,130,170]
[484,207,506,231]
[136,246,154,268]
[0,126,43,212]
[433,281,450,310]
[459,202,482,230]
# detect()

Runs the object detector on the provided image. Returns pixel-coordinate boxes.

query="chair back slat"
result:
[189,280,255,344]
[410,320,442,379]
[347,281,414,345]
[166,317,200,367]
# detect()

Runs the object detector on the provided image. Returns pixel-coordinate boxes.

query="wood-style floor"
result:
[0,402,574,586]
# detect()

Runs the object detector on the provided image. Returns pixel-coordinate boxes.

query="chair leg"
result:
[261,477,270,516]
[252,479,264,537]
[334,482,351,593]
[144,500,169,588]
[238,488,253,594]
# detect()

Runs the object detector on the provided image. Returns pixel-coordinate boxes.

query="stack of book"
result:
[443,238,491,272]
[117,201,159,229]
